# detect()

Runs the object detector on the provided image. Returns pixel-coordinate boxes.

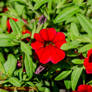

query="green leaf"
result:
[76,35,92,43]
[15,2,25,16]
[0,61,5,74]
[44,88,50,92]
[0,89,8,92]
[1,15,7,32]
[48,0,53,14]
[8,0,25,3]
[0,34,16,39]
[70,23,80,40]
[8,77,21,87]
[4,54,17,76]
[64,80,71,89]
[0,61,7,80]
[72,59,84,64]
[87,0,92,5]
[0,34,18,47]
[35,82,45,91]
[78,44,92,53]
[8,7,18,17]
[0,38,18,47]
[77,14,92,37]
[21,42,32,55]
[71,67,83,91]
[9,19,21,35]
[34,0,48,10]
[14,68,23,81]
[54,6,79,23]
[87,80,92,85]
[0,1,4,7]
[27,82,35,87]
[73,0,84,5]
[61,40,80,50]
[0,52,5,64]
[55,70,72,81]
[16,19,24,31]
[24,54,33,79]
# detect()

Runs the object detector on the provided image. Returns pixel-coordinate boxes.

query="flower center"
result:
[44,41,55,47]
[89,54,92,63]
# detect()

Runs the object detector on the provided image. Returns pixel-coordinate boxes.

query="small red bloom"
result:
[77,85,92,92]
[7,18,18,33]
[31,28,66,64]
[84,49,92,74]
[22,29,31,42]
[3,8,8,12]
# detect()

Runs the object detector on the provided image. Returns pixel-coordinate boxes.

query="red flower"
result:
[73,85,92,92]
[84,49,92,74]
[7,18,18,33]
[22,29,31,42]
[31,28,66,64]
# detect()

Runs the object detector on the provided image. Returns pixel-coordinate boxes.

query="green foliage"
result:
[72,59,84,64]
[9,19,21,35]
[24,54,33,79]
[71,67,83,91]
[55,70,72,81]
[54,6,80,23]
[0,0,92,91]
[61,40,80,50]
[77,14,92,37]
[8,77,22,87]
[64,80,71,89]
[34,0,48,10]
[4,54,17,76]
[21,42,32,55]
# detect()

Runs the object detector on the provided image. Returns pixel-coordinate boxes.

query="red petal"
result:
[36,47,50,64]
[50,46,65,64]
[77,85,88,92]
[87,49,92,57]
[55,40,66,48]
[31,41,44,51]
[40,29,48,41]
[34,33,44,42]
[84,58,92,74]
[47,28,56,41]
[12,18,18,22]
[35,44,65,64]
[53,32,66,43]
[77,85,92,92]
[88,85,92,92]
[7,19,11,33]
